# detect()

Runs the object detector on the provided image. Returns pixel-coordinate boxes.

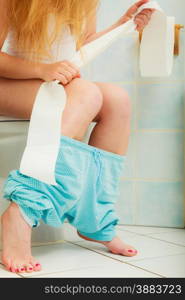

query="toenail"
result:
[29,268,33,270]
[21,268,25,271]
[128,249,133,253]
[16,269,19,272]
[35,263,40,267]
[9,267,12,272]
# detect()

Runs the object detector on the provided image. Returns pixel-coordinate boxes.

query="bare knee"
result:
[65,78,103,116]
[99,84,131,121]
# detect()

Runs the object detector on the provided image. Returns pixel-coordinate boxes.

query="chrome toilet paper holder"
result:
[139,24,184,56]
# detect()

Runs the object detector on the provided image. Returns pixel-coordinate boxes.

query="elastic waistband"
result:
[60,135,126,162]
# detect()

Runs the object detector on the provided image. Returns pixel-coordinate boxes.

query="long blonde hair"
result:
[3,0,100,62]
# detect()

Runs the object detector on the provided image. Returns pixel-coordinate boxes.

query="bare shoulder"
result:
[0,0,9,50]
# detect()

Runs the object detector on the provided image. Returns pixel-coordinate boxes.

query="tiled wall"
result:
[83,0,185,227]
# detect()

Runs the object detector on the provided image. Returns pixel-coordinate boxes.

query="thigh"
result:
[0,77,44,119]
[0,77,102,120]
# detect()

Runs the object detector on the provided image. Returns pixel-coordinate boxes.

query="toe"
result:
[10,265,16,273]
[125,248,138,257]
[15,267,20,273]
[33,263,42,272]
[2,259,11,272]
[30,257,42,272]
[18,266,26,273]
[25,264,34,273]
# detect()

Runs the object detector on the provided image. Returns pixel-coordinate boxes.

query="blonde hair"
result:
[3,0,100,62]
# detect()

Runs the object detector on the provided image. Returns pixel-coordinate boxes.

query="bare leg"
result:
[78,82,138,257]
[91,82,131,155]
[0,77,103,272]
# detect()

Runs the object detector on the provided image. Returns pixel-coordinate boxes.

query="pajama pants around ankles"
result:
[3,135,126,242]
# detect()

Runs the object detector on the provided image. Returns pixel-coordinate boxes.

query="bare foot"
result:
[77,231,138,257]
[1,202,41,273]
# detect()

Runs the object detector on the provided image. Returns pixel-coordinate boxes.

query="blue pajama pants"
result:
[3,135,126,241]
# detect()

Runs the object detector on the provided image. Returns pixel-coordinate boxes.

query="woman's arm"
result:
[83,0,154,45]
[0,52,43,80]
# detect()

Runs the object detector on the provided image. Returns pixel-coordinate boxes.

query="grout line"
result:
[0,119,29,122]
[31,239,65,247]
[118,229,185,248]
[124,252,185,263]
[114,79,185,85]
[131,129,185,132]
[67,241,164,278]
[120,177,183,182]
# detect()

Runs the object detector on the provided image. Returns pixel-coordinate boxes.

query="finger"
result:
[126,0,149,17]
[62,64,78,77]
[61,70,73,82]
[136,24,144,32]
[56,74,68,85]
[137,8,154,17]
[62,61,80,74]
[135,14,149,26]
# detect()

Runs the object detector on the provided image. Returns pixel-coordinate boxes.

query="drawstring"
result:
[93,149,103,186]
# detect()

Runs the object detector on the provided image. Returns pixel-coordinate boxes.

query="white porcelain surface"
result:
[147,230,185,246]
[131,254,185,278]
[33,262,159,278]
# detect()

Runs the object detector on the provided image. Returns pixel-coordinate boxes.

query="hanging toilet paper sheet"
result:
[19,1,175,185]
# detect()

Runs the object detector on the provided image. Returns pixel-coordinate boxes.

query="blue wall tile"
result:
[136,181,184,227]
[115,181,134,225]
[97,0,134,31]
[89,35,138,82]
[135,132,184,180]
[158,0,185,25]
[137,82,185,129]
[122,133,136,179]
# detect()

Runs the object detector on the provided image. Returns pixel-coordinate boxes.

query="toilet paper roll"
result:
[140,11,175,76]
[20,1,173,185]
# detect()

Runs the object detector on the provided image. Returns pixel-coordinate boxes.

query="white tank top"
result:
[4,14,77,63]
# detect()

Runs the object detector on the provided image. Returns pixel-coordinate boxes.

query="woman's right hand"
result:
[38,60,81,85]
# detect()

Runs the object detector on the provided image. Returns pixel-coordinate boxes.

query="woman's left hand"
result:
[116,0,155,32]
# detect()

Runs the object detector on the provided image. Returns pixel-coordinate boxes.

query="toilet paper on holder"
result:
[139,10,175,77]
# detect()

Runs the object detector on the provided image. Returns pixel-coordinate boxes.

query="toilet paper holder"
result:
[139,24,184,56]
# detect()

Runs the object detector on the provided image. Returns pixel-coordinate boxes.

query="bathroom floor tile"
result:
[73,230,185,263]
[32,262,160,278]
[0,263,21,278]
[131,254,185,278]
[18,242,126,277]
[147,231,185,246]
[117,225,184,235]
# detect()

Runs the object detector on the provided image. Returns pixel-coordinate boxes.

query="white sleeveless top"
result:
[4,14,77,63]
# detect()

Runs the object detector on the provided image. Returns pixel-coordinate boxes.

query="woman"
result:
[0,0,153,273]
